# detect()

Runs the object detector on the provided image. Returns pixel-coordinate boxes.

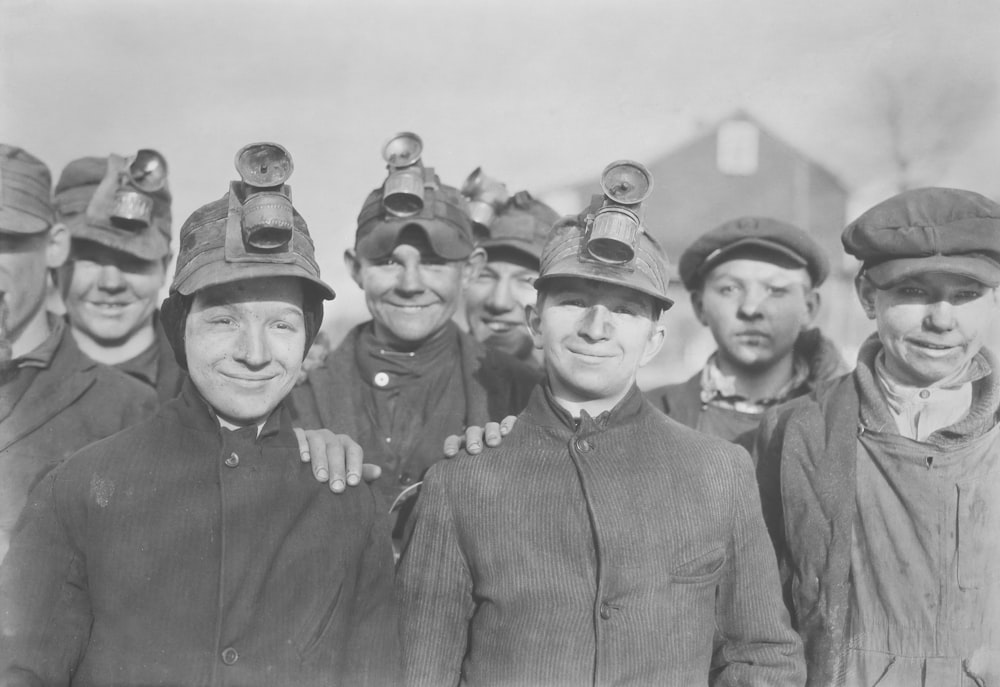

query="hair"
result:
[160,281,325,371]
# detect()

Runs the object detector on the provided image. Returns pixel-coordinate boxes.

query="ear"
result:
[854,272,878,320]
[45,223,71,269]
[639,314,667,367]
[344,249,363,289]
[804,288,821,325]
[690,289,708,326]
[525,301,544,350]
[461,248,487,286]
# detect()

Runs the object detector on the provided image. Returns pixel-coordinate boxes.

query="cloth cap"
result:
[480,191,558,265]
[842,187,1000,288]
[355,179,474,260]
[535,197,673,309]
[170,192,335,300]
[54,155,173,261]
[679,216,829,290]
[0,144,55,235]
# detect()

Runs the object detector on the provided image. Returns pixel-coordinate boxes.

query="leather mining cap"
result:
[480,191,559,265]
[0,144,55,235]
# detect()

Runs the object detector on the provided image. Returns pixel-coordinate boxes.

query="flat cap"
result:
[842,187,1000,288]
[481,191,559,265]
[679,216,829,290]
[0,144,55,235]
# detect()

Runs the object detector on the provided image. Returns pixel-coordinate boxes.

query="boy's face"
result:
[528,277,665,405]
[693,258,818,373]
[348,237,483,348]
[185,276,306,427]
[465,251,538,359]
[63,240,167,347]
[857,271,1000,386]
[0,225,69,354]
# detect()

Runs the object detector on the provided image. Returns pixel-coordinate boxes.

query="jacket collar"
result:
[526,382,646,436]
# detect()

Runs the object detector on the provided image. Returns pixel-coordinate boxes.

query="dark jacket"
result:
[289,322,540,508]
[112,312,186,404]
[0,382,401,687]
[399,384,805,686]
[0,324,157,560]
[647,328,847,450]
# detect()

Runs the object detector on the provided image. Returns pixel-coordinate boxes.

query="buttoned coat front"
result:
[399,385,804,687]
[0,383,401,687]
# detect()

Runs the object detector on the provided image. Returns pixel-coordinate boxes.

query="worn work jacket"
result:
[0,322,157,561]
[399,384,805,687]
[112,312,186,404]
[0,382,401,687]
[647,329,847,451]
[755,338,1000,686]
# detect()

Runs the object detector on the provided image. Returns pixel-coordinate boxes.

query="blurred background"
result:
[3,0,999,385]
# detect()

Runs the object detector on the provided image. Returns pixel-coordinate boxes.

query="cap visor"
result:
[537,263,673,310]
[703,237,808,273]
[66,216,170,261]
[357,220,472,260]
[0,208,50,235]
[866,255,1000,288]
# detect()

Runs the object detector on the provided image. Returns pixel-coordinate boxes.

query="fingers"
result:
[361,464,382,483]
[482,422,502,447]
[344,440,365,487]
[499,415,518,435]
[443,433,462,458]
[464,425,486,454]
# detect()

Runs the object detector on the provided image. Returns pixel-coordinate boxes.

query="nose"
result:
[395,259,425,295]
[233,324,271,368]
[736,285,766,320]
[485,277,515,313]
[579,304,612,341]
[925,300,956,332]
[97,264,126,291]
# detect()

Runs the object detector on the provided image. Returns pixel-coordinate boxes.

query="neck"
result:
[715,351,796,401]
[71,322,156,365]
[11,303,52,358]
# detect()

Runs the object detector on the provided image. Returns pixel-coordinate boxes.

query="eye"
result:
[715,284,737,296]
[897,286,925,297]
[953,290,984,304]
[210,316,236,327]
[766,286,789,297]
[612,304,638,316]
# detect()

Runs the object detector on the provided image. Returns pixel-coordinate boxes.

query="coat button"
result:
[221,646,239,665]
[374,372,389,387]
[599,602,612,620]
[399,472,414,486]
[919,389,930,399]
[575,438,591,453]
[224,452,239,468]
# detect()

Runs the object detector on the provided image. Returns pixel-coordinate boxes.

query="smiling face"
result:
[185,276,306,427]
[465,250,539,359]
[528,277,665,413]
[693,258,818,374]
[63,239,167,347]
[348,235,483,348]
[857,271,1000,386]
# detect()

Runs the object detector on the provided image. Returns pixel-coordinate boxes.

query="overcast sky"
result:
[3,0,999,318]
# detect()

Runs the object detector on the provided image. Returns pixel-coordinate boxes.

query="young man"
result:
[756,187,1000,685]
[0,144,156,561]
[398,187,804,686]
[54,152,185,402]
[463,190,557,370]
[646,217,846,450]
[0,144,400,685]
[289,137,539,543]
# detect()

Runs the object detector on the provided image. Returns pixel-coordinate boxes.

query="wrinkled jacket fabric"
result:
[0,382,401,687]
[0,324,157,560]
[754,337,1000,686]
[112,312,186,403]
[647,328,847,451]
[399,384,805,686]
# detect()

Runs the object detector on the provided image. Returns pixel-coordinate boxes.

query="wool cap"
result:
[355,179,474,261]
[679,216,829,290]
[0,144,55,235]
[535,196,673,309]
[54,154,173,260]
[480,191,558,266]
[842,187,1000,288]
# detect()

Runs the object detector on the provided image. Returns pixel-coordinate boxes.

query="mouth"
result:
[221,372,278,386]
[480,319,523,334]
[908,339,962,355]
[85,301,135,313]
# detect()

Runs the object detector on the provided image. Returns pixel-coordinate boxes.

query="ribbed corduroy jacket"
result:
[0,322,157,561]
[0,382,401,686]
[398,384,805,687]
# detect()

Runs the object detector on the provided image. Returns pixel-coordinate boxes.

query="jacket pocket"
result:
[293,581,344,660]
[956,480,1000,590]
[670,546,726,584]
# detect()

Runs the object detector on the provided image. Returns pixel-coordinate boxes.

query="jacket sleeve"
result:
[0,468,92,686]
[396,466,474,687]
[337,489,403,687]
[711,449,806,687]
